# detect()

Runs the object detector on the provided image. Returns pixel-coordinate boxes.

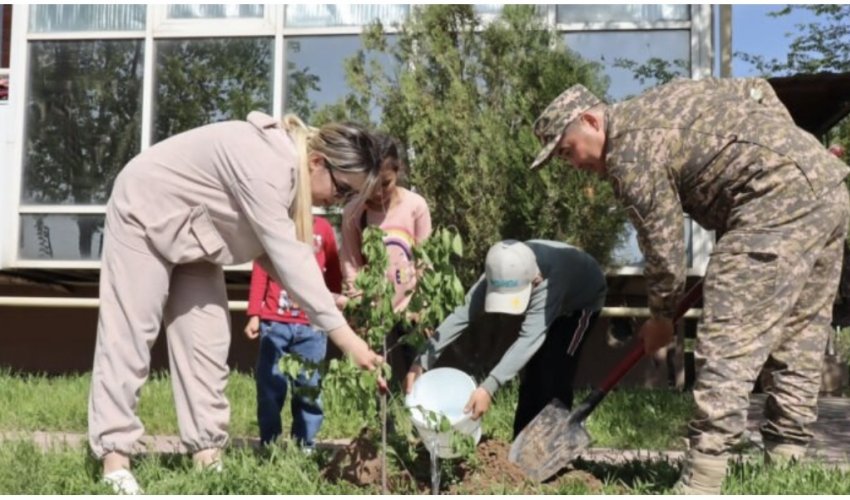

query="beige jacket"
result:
[106,111,345,332]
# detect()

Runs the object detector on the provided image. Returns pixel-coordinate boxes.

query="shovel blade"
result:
[508,400,592,483]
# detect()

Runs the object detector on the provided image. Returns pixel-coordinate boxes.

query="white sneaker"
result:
[193,447,225,472]
[103,469,142,495]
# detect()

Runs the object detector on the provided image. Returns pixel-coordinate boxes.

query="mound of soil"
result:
[322,428,418,492]
[448,439,605,494]
[448,439,529,493]
[323,429,382,486]
[324,433,605,494]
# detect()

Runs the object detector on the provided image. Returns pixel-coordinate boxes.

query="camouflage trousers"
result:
[689,167,850,454]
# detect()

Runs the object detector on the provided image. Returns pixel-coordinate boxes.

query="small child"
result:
[244,215,342,449]
[340,134,432,381]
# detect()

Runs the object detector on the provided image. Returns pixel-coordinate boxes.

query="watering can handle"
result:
[598,280,703,393]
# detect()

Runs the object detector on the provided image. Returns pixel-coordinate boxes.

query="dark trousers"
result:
[513,309,599,439]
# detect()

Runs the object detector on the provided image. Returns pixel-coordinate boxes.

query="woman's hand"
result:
[328,324,387,392]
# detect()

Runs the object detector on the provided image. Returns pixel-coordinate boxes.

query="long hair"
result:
[281,114,316,243]
[341,132,407,232]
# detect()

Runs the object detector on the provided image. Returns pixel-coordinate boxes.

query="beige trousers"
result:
[88,214,231,458]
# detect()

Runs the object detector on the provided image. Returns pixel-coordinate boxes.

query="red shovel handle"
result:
[599,280,703,393]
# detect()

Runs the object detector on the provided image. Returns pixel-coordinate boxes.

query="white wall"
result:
[0,98,12,268]
[1,5,26,269]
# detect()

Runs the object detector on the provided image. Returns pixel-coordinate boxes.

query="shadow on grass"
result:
[570,456,682,493]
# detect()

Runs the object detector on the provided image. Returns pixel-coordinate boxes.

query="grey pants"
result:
[88,215,231,458]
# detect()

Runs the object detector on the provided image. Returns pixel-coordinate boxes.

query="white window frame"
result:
[3,3,716,274]
[283,4,410,33]
[151,4,276,38]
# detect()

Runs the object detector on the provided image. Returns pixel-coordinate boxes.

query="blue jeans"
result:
[255,321,327,447]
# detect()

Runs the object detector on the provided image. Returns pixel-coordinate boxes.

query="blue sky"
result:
[731,4,822,77]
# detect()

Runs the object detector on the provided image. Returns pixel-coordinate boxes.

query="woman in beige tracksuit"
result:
[88,111,384,492]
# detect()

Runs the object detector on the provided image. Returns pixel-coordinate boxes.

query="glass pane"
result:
[610,223,643,267]
[475,4,504,16]
[153,37,274,144]
[29,5,146,32]
[23,40,144,205]
[19,214,105,260]
[611,218,693,268]
[285,35,399,123]
[285,4,409,27]
[563,30,690,101]
[167,4,264,19]
[473,5,548,19]
[557,4,689,23]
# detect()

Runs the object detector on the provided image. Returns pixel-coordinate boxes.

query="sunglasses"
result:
[326,163,356,202]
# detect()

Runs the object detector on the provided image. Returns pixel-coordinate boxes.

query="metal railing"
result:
[0,295,702,318]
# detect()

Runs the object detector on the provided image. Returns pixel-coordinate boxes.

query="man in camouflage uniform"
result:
[530,79,850,494]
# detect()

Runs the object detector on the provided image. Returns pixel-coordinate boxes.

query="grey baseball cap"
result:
[484,240,540,315]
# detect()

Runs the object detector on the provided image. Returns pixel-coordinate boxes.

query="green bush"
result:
[313,5,627,284]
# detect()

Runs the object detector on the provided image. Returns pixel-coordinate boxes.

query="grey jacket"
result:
[417,240,607,395]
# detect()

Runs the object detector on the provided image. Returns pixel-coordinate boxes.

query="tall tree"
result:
[736,5,850,76]
[314,5,626,283]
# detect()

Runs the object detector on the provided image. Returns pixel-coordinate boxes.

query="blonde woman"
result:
[88,112,384,494]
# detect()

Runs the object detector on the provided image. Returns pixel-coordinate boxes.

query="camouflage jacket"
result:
[604,77,850,319]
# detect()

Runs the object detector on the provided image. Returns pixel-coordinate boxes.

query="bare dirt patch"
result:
[322,428,418,492]
[324,433,606,494]
[322,429,381,486]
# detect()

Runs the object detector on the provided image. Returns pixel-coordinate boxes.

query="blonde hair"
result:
[281,114,316,243]
[282,115,384,242]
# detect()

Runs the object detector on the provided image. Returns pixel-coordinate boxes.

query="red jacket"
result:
[247,216,342,325]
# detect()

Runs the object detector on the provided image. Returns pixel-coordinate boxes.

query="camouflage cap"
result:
[530,84,602,170]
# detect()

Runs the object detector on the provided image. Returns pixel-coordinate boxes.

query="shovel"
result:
[508,280,703,482]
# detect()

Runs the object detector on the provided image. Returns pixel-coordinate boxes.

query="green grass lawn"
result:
[0,368,691,449]
[1,368,849,494]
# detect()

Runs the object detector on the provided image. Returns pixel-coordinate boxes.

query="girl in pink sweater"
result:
[340,134,432,379]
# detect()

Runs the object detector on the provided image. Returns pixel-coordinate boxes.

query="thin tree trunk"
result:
[381,334,388,495]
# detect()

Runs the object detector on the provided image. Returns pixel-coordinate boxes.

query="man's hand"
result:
[244,316,260,340]
[638,316,674,355]
[464,387,492,420]
[403,364,424,394]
